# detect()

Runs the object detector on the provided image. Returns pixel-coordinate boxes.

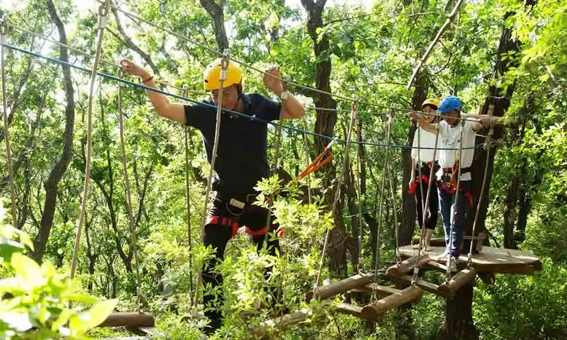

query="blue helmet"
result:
[438,96,463,114]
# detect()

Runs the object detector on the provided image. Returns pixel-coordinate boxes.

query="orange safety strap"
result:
[269,142,335,199]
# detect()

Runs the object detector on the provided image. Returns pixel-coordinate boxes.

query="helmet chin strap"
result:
[230,83,243,112]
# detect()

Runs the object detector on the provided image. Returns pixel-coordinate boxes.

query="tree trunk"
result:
[32,0,76,262]
[438,282,478,340]
[301,0,346,277]
[199,0,229,52]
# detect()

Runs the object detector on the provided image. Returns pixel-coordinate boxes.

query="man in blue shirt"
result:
[121,58,305,333]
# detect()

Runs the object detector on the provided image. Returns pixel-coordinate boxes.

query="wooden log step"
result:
[99,312,155,328]
[351,283,400,297]
[360,286,423,321]
[386,254,431,277]
[394,275,449,298]
[427,260,448,272]
[438,268,477,298]
[335,302,363,317]
[252,305,326,339]
[306,274,373,302]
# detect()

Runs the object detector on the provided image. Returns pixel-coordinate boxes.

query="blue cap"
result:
[438,96,463,114]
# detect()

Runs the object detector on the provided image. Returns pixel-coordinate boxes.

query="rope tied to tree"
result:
[0,16,18,228]
[117,66,144,312]
[312,101,357,300]
[70,0,109,280]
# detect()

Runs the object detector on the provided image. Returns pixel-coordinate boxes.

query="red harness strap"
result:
[207,216,285,238]
[207,215,240,238]
[408,162,433,195]
[245,226,285,238]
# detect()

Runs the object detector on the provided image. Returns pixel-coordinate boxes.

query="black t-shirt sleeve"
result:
[252,94,282,122]
[184,102,214,130]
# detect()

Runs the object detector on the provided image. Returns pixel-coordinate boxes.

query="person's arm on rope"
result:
[409,111,437,134]
[471,116,497,132]
[120,59,186,124]
[263,66,305,120]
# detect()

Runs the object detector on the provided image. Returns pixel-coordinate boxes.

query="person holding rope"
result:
[409,99,440,252]
[410,96,495,271]
[120,58,305,333]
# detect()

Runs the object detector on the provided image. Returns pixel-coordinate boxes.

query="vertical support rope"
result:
[372,112,393,301]
[467,105,494,266]
[0,19,18,228]
[182,84,195,308]
[70,1,109,279]
[411,124,440,285]
[356,120,364,272]
[301,118,312,205]
[313,101,357,299]
[196,53,228,305]
[446,117,466,278]
[263,77,288,243]
[117,68,143,312]
[386,108,401,265]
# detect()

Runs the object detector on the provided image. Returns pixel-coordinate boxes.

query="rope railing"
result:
[8,21,504,125]
[1,41,495,152]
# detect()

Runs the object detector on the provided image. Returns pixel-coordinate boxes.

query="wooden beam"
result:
[335,302,363,317]
[438,268,477,298]
[360,286,423,321]
[351,283,400,297]
[427,260,448,272]
[478,272,496,285]
[306,274,372,302]
[475,263,535,275]
[394,275,448,298]
[252,306,326,339]
[411,237,445,247]
[99,312,155,328]
[386,254,431,277]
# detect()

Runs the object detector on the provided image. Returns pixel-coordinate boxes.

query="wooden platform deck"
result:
[399,245,542,274]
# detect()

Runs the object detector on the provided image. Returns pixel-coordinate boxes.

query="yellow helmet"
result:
[203,58,243,91]
[422,98,440,109]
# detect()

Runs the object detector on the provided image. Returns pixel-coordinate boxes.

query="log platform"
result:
[398,245,542,274]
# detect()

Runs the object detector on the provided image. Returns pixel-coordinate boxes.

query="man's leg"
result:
[202,207,233,333]
[242,205,282,310]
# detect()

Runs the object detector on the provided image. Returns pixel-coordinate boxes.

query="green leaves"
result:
[0,219,115,339]
[68,299,118,335]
